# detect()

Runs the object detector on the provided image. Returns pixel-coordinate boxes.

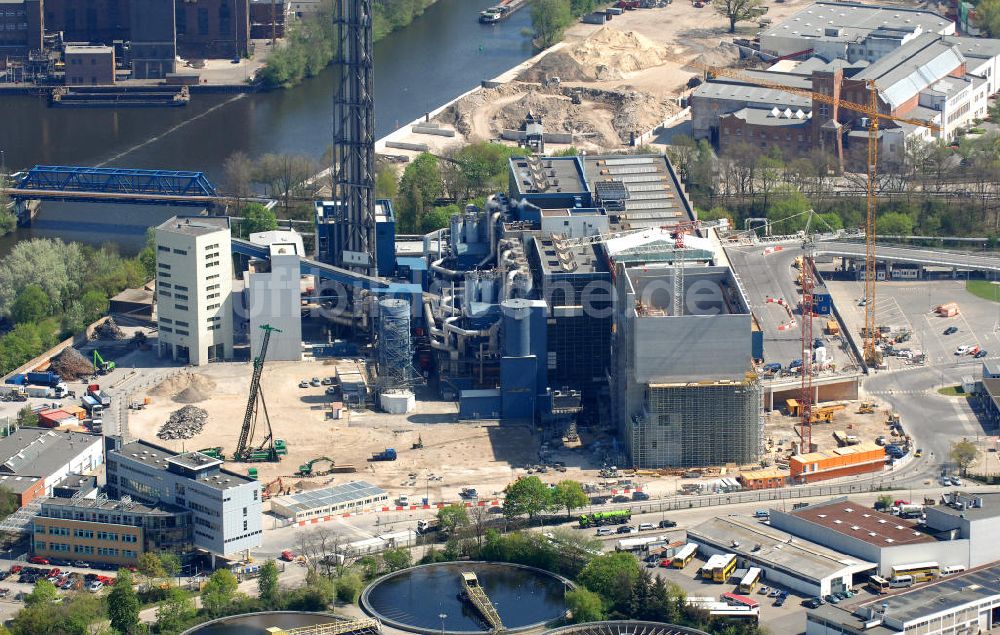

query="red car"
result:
[280,550,295,562]
[28,556,49,565]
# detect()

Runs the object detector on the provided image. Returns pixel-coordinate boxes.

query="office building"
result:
[155,216,234,366]
[106,440,261,558]
[32,496,193,567]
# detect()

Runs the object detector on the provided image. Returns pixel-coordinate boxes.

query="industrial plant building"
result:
[106,440,262,558]
[32,495,193,567]
[270,481,389,523]
[688,515,876,597]
[0,428,103,501]
[242,230,307,362]
[155,216,234,366]
[806,562,1000,635]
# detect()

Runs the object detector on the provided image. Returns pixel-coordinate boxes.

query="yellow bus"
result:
[702,554,738,583]
[738,567,762,594]
[890,562,940,584]
[867,575,889,594]
[672,544,697,569]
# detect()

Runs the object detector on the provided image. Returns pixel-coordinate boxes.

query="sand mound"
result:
[522,28,672,82]
[151,372,217,403]
[689,42,741,69]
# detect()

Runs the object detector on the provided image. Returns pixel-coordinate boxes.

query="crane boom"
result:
[689,61,940,365]
[235,324,282,461]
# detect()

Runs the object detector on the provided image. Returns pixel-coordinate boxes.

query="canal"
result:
[0,0,533,180]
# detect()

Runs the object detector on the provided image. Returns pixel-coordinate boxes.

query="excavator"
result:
[297,457,357,477]
[93,350,116,375]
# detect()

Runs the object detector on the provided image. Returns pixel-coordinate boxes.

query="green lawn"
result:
[966,279,1000,303]
[938,385,971,397]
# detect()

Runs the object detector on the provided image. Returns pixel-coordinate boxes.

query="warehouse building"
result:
[155,216,234,366]
[106,440,261,558]
[32,496,193,567]
[0,428,103,500]
[921,491,1000,569]
[270,481,389,523]
[688,516,876,597]
[806,562,1000,635]
[770,497,970,576]
[789,441,886,483]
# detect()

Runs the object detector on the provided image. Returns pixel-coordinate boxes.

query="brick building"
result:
[249,0,286,40]
[64,44,115,85]
[129,0,176,79]
[175,0,250,60]
[44,0,130,43]
[738,467,788,490]
[0,0,44,57]
[789,441,886,483]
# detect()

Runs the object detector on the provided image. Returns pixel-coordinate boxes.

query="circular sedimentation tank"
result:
[543,620,711,635]
[361,562,572,634]
[180,611,349,635]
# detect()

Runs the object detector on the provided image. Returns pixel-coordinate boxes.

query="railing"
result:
[462,576,504,632]
[282,617,382,635]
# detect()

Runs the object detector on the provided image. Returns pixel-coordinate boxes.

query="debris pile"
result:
[93,318,126,341]
[151,373,216,403]
[49,347,95,380]
[521,28,673,82]
[157,405,209,440]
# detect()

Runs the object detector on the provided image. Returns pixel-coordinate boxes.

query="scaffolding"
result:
[377,298,412,390]
[628,373,762,468]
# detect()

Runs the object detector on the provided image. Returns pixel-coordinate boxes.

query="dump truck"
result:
[370,448,397,461]
[86,385,111,408]
[416,519,440,534]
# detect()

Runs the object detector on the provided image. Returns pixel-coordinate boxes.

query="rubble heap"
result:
[93,318,126,341]
[157,405,209,440]
[49,347,95,380]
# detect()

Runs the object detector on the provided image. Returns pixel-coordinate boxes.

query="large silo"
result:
[378,298,412,390]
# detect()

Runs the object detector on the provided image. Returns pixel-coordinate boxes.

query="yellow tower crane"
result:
[680,61,940,364]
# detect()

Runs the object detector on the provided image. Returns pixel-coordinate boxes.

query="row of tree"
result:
[669,134,1000,239]
[387,143,524,233]
[259,0,440,88]
[0,238,151,374]
[530,0,602,49]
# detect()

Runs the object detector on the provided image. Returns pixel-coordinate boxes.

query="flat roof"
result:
[583,155,694,230]
[763,2,952,42]
[0,474,42,494]
[853,33,964,109]
[983,377,1000,413]
[0,428,100,477]
[534,237,605,276]
[739,467,788,480]
[39,495,178,516]
[157,216,229,237]
[692,81,813,108]
[789,498,935,546]
[271,481,388,515]
[113,439,255,490]
[65,45,114,54]
[509,156,589,197]
[726,107,813,127]
[689,516,875,581]
[931,491,1000,521]
[792,440,884,464]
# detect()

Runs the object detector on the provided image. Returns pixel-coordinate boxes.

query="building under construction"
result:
[612,262,762,468]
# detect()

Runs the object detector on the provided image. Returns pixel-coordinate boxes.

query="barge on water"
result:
[50,85,190,108]
[479,0,528,23]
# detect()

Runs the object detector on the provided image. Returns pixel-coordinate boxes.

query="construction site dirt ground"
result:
[762,398,898,461]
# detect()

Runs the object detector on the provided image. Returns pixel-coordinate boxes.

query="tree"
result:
[159,551,181,579]
[397,153,443,232]
[376,163,399,200]
[202,569,239,616]
[577,552,642,611]
[155,586,197,635]
[223,151,255,206]
[239,202,279,238]
[766,188,812,234]
[137,551,167,589]
[16,405,37,428]
[258,560,281,608]
[336,571,364,603]
[10,285,50,324]
[79,289,108,324]
[950,439,979,476]
[877,211,914,236]
[566,587,605,622]
[502,476,553,522]
[108,569,140,634]
[383,547,412,572]
[138,228,157,280]
[976,0,1000,37]
[24,579,58,606]
[421,205,457,233]
[437,504,470,533]
[715,0,765,32]
[531,0,573,49]
[552,480,589,517]
[254,153,318,212]
[875,494,894,511]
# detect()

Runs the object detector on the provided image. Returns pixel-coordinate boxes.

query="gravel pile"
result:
[49,347,94,380]
[93,318,126,341]
[157,405,209,440]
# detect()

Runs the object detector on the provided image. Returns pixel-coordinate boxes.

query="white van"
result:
[890,575,913,588]
[396,495,410,506]
[596,527,614,536]
[638,523,655,531]
[941,565,966,576]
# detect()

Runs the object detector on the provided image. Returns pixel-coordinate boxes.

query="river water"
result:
[0,0,533,253]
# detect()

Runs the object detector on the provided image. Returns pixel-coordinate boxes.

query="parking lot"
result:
[820,274,1000,370]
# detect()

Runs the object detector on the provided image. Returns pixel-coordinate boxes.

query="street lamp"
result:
[439,613,447,635]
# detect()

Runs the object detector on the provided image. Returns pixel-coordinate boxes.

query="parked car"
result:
[956,345,972,355]
[825,594,840,604]
[941,476,954,486]
[613,495,630,503]
[953,476,963,486]
[754,509,770,519]
[616,525,636,534]
[596,527,614,536]
[944,326,959,335]
[788,359,803,370]
[976,350,989,358]
[321,377,334,386]
[758,586,770,596]
[803,597,825,608]
[638,523,655,531]
[915,448,923,457]
[834,591,849,601]
[658,519,677,529]
[632,491,650,501]
[87,581,103,593]
[298,380,309,388]
[774,596,786,607]
[28,556,49,565]
[769,588,781,597]
[762,362,781,374]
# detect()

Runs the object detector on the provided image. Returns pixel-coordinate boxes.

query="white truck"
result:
[615,535,669,552]
[26,383,69,399]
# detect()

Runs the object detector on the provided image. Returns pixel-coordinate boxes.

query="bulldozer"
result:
[857,402,876,415]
